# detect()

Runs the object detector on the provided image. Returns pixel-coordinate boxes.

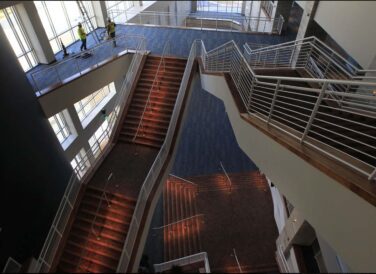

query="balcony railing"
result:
[31,34,145,95]
[108,10,284,35]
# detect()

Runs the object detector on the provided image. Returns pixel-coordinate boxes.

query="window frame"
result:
[48,112,71,144]
[34,1,97,53]
[0,6,38,71]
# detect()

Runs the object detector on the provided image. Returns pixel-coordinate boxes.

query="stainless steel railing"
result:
[108,10,284,35]
[31,34,145,94]
[200,39,376,181]
[33,36,147,273]
[132,41,171,142]
[243,36,376,84]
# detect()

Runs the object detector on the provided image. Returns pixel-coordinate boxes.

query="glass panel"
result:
[18,56,30,71]
[45,1,68,34]
[50,38,61,54]
[65,1,82,27]
[0,10,23,56]
[34,1,54,38]
[57,31,75,49]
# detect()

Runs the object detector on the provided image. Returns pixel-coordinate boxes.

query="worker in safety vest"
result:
[106,19,116,47]
[77,23,87,51]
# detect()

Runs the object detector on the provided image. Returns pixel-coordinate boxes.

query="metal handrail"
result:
[108,10,284,34]
[244,36,376,77]
[200,39,376,181]
[132,41,171,142]
[34,36,147,273]
[31,34,145,93]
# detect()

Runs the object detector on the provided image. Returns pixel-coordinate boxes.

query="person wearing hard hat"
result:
[106,18,116,47]
[77,23,87,51]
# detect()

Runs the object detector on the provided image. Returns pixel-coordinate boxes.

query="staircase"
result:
[163,176,202,261]
[56,186,136,273]
[118,56,187,148]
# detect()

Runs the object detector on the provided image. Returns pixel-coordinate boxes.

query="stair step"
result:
[124,118,169,132]
[135,87,179,97]
[126,113,171,125]
[118,135,162,149]
[80,197,134,219]
[69,231,123,252]
[61,248,116,272]
[133,91,177,103]
[65,240,120,265]
[82,193,135,214]
[132,96,175,108]
[120,131,165,143]
[78,205,130,227]
[72,221,126,244]
[76,212,129,235]
[129,99,175,112]
[142,69,185,78]
[121,125,166,138]
[86,186,137,205]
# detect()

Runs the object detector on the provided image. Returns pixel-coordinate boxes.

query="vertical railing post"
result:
[247,76,256,112]
[289,41,297,67]
[369,168,376,181]
[267,79,281,124]
[300,82,328,143]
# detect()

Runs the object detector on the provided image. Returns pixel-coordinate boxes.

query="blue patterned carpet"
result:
[27,24,294,91]
[171,75,257,176]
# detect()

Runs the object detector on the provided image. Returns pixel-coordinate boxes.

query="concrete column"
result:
[295,1,318,41]
[273,0,293,32]
[92,1,107,28]
[15,2,55,64]
[191,0,197,13]
[291,1,318,67]
[241,0,247,15]
[0,24,71,268]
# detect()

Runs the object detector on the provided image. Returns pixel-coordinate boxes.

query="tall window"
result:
[105,1,134,24]
[88,113,114,158]
[48,112,71,144]
[74,82,116,123]
[71,149,90,179]
[34,1,97,53]
[197,1,243,13]
[0,7,38,71]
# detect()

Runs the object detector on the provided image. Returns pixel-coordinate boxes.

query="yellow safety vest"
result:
[107,22,115,34]
[78,27,86,40]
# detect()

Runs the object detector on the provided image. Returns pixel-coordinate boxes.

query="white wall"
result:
[200,73,376,272]
[38,53,132,116]
[38,53,132,161]
[313,1,376,69]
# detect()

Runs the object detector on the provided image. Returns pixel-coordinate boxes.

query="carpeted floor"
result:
[27,23,296,92]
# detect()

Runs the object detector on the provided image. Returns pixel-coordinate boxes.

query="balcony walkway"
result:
[26,23,296,92]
